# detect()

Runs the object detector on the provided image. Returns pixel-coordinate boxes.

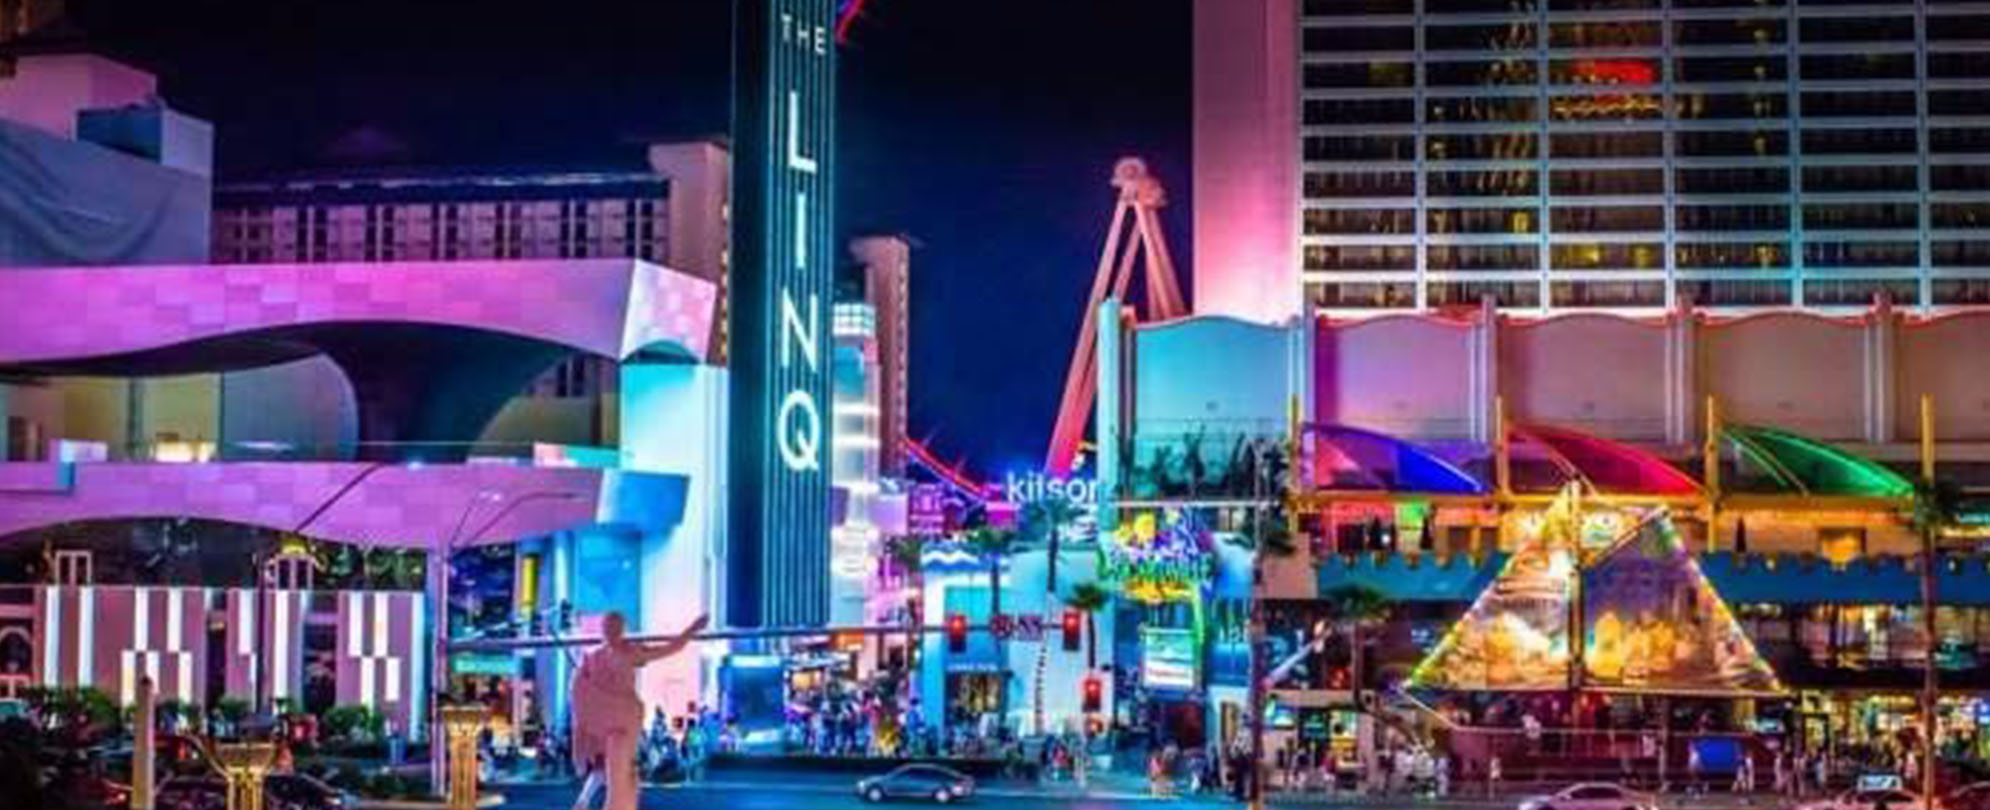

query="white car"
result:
[1517,783,1658,810]
[1798,788,1930,810]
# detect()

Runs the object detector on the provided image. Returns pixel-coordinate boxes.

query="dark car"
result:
[856,764,976,803]
[1949,782,1990,810]
[157,774,351,810]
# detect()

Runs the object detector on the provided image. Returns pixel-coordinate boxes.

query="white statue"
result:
[570,612,707,810]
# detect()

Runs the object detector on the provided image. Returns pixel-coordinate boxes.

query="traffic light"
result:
[558,599,574,631]
[1082,675,1102,713]
[529,607,546,638]
[947,614,968,653]
[1061,609,1081,652]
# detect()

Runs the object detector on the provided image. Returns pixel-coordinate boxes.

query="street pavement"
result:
[483,772,1796,810]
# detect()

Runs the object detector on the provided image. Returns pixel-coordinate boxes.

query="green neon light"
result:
[1724,425,1914,498]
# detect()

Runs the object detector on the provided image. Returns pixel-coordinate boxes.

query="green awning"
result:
[1722,424,1914,498]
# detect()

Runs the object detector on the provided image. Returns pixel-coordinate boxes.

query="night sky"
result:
[73,0,1193,481]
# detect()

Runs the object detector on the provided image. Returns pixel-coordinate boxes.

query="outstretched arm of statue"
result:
[635,615,710,664]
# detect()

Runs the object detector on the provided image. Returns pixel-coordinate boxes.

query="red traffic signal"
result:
[1082,675,1102,713]
[1061,609,1081,651]
[947,613,968,653]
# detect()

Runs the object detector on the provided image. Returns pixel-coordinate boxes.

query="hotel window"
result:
[1429,169,1539,196]
[1549,22,1660,49]
[1303,244,1416,271]
[1934,164,1990,191]
[1428,207,1538,234]
[1933,241,1990,267]
[1310,282,1419,309]
[1305,135,1416,161]
[1303,62,1414,89]
[1551,242,1662,270]
[1426,0,1535,12]
[1676,56,1786,83]
[1805,280,1920,307]
[1426,96,1537,124]
[1673,0,1784,8]
[1674,18,1784,47]
[1933,129,1990,154]
[1426,59,1537,86]
[1428,244,1540,271]
[1802,92,1916,118]
[1304,208,1416,235]
[1552,206,1664,232]
[1550,59,1662,85]
[1800,54,1916,82]
[1550,0,1657,10]
[1550,168,1664,196]
[1928,14,1990,40]
[1303,25,1413,52]
[1677,205,1788,232]
[1929,52,1990,79]
[1550,132,1663,159]
[1933,203,1990,228]
[1803,241,1919,268]
[1427,23,1537,51]
[1302,0,1414,14]
[1801,129,1918,155]
[1931,91,1990,118]
[1803,166,1918,193]
[1675,92,1787,120]
[1676,241,1789,269]
[1552,281,1666,308]
[1934,279,1990,305]
[1304,98,1416,125]
[1800,16,1915,43]
[1427,133,1538,161]
[1680,280,1792,307]
[1677,167,1789,193]
[1679,130,1787,157]
[1304,171,1416,198]
[1805,203,1919,231]
[1426,280,1542,308]
[1551,94,1663,121]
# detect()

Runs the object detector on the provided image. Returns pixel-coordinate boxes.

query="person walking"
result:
[570,613,707,810]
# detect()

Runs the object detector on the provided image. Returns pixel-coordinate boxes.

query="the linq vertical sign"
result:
[729,0,835,629]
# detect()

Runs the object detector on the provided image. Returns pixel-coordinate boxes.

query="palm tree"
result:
[1323,583,1393,707]
[1067,583,1110,671]
[1022,496,1083,594]
[965,526,1017,726]
[1911,478,1963,802]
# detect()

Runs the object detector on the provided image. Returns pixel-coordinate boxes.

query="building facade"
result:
[1196,0,1990,321]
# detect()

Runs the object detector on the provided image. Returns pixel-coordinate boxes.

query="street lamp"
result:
[257,461,394,720]
[428,489,583,795]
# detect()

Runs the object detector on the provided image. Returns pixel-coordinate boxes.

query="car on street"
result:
[1949,782,1990,810]
[1516,782,1658,810]
[1798,787,1930,810]
[157,773,352,810]
[856,764,976,803]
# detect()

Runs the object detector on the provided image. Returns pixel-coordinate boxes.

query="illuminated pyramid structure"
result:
[1410,488,1783,695]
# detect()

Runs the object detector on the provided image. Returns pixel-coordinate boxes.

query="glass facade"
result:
[1299,1,1990,312]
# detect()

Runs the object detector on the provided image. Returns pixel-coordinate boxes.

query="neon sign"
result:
[1103,510,1215,604]
[729,0,838,628]
[1003,472,1098,506]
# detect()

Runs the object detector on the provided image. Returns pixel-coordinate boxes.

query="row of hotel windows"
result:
[214,200,669,264]
[1306,202,1990,234]
[1303,17,1990,52]
[1304,240,1990,270]
[1310,130,1990,161]
[1309,277,1990,308]
[1307,92,1990,126]
[1304,165,1990,197]
[1306,0,1984,14]
[1311,54,1990,89]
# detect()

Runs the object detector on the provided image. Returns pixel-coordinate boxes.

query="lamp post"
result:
[259,461,392,719]
[428,489,582,795]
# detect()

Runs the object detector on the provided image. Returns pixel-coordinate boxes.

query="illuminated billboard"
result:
[1141,627,1199,691]
[728,0,838,628]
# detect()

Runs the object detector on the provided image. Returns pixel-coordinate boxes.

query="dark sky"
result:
[73,0,1192,481]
